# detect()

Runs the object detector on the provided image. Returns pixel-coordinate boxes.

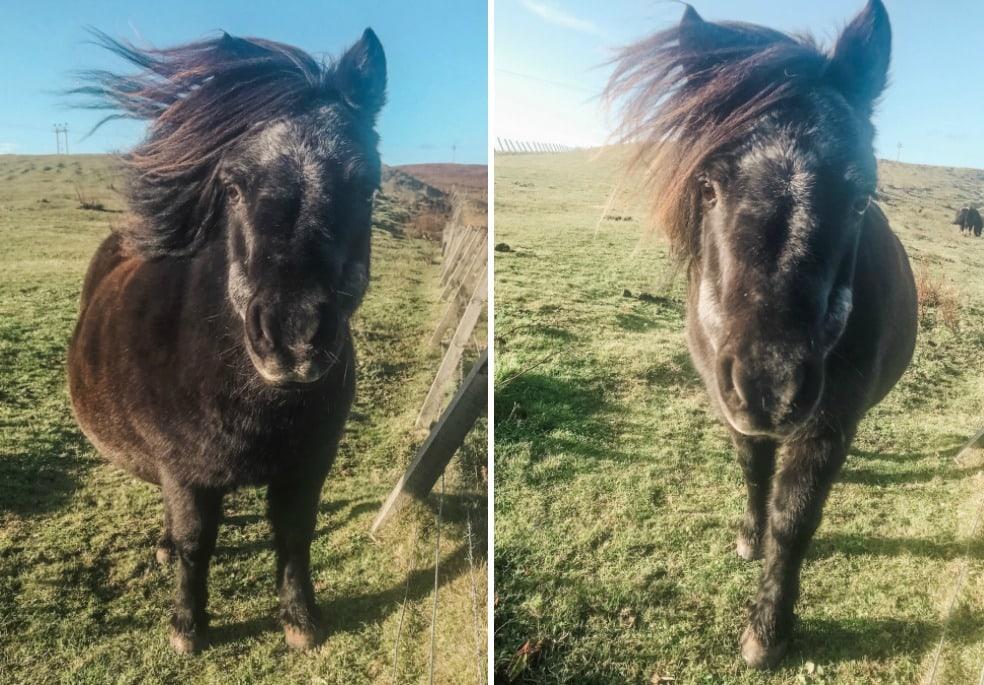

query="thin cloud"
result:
[0,142,16,154]
[520,0,603,36]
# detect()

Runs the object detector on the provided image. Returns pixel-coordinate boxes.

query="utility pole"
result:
[53,124,69,154]
[53,124,70,155]
[451,142,457,164]
[896,141,902,162]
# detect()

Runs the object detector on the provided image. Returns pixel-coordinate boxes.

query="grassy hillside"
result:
[0,154,487,684]
[396,164,488,199]
[494,149,984,684]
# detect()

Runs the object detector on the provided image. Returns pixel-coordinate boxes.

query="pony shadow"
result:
[788,616,937,664]
[642,349,701,390]
[532,325,576,343]
[0,425,92,518]
[324,541,471,635]
[839,441,976,486]
[838,465,975,486]
[615,312,657,333]
[209,541,472,646]
[217,499,378,556]
[415,492,488,561]
[495,371,629,466]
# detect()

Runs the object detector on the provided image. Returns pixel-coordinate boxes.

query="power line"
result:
[495,67,596,94]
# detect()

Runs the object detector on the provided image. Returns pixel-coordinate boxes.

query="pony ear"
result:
[827,0,891,114]
[337,28,387,119]
[676,6,772,75]
[678,5,742,55]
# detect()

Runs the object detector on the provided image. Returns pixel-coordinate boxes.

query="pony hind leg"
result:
[741,429,851,669]
[733,434,776,561]
[268,472,327,650]
[161,476,224,655]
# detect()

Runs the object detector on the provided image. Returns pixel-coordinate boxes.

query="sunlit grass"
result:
[0,154,487,684]
[493,149,984,684]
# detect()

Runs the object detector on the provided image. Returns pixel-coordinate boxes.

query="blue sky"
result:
[496,0,984,169]
[0,0,487,165]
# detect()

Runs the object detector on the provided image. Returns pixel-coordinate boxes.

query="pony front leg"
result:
[740,429,850,669]
[155,496,176,565]
[268,473,327,650]
[733,433,776,561]
[161,476,224,655]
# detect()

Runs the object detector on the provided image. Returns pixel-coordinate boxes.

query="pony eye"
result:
[852,194,871,215]
[226,183,242,203]
[698,175,716,205]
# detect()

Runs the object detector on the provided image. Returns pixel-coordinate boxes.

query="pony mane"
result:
[604,11,833,263]
[71,31,348,258]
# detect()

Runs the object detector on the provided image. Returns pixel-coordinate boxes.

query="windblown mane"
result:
[604,12,835,262]
[72,31,363,258]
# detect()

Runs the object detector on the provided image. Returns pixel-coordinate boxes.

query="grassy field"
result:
[0,154,487,684]
[494,149,984,684]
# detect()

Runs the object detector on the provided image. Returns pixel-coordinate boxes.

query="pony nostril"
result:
[300,316,320,345]
[246,300,276,351]
[791,359,822,412]
[717,355,742,403]
[730,360,752,408]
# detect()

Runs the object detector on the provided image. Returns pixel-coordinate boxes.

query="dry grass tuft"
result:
[914,264,961,332]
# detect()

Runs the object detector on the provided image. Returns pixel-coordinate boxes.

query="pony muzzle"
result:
[243,297,342,385]
[715,347,823,437]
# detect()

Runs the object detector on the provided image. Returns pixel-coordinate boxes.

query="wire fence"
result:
[384,192,488,684]
[495,137,579,154]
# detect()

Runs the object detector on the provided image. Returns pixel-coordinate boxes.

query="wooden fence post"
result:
[440,229,478,287]
[431,248,487,347]
[372,191,488,534]
[417,266,487,429]
[371,350,488,534]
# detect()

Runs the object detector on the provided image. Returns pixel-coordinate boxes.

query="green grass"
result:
[0,154,487,684]
[493,149,984,684]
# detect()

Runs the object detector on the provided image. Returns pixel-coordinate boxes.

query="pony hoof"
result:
[155,545,174,565]
[740,626,786,669]
[284,624,320,651]
[736,536,761,561]
[169,628,206,655]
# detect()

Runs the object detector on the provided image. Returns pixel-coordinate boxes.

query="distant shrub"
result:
[75,185,107,212]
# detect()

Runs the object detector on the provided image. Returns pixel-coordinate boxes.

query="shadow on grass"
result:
[0,425,92,518]
[615,312,655,332]
[839,464,976,486]
[218,498,378,556]
[812,533,984,561]
[495,371,630,466]
[790,615,937,664]
[839,440,973,486]
[209,542,474,646]
[642,349,701,390]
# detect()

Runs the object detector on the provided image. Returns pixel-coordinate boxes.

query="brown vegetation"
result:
[915,265,960,332]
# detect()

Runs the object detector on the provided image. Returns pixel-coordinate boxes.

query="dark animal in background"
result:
[953,206,983,236]
[67,29,386,653]
[607,0,916,668]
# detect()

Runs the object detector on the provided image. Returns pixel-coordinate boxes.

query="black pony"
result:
[954,206,983,236]
[607,0,916,668]
[68,29,386,653]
